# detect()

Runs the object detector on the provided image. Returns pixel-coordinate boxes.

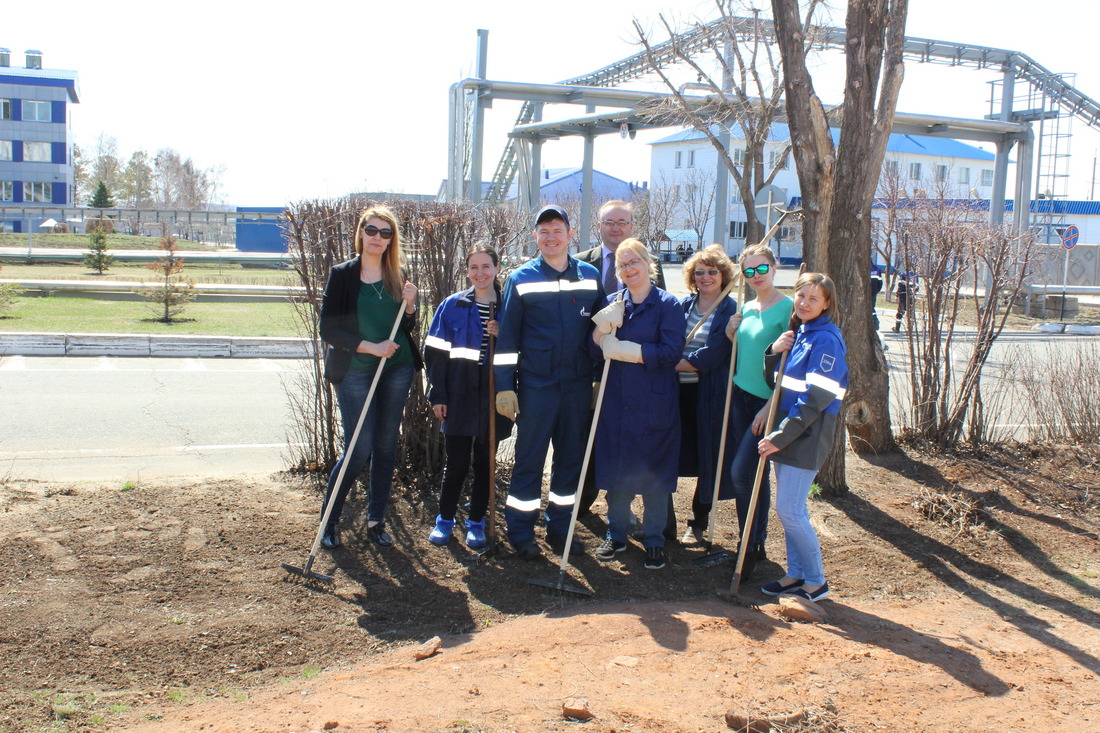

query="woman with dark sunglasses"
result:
[672,244,740,548]
[719,243,792,579]
[317,205,421,550]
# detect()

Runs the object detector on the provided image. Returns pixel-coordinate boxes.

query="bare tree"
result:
[679,167,718,249]
[771,0,908,491]
[632,182,678,258]
[633,1,794,245]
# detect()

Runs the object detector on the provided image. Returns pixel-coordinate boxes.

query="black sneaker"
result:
[368,524,393,547]
[761,577,804,595]
[320,527,341,549]
[513,540,542,561]
[547,533,584,557]
[644,546,666,570]
[595,538,628,561]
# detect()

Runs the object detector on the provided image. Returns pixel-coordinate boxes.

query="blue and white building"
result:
[0,48,80,233]
[649,123,1000,259]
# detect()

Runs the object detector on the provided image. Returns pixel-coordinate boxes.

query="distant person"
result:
[590,239,685,570]
[494,205,603,561]
[894,272,912,332]
[576,199,666,519]
[757,272,848,603]
[318,205,420,550]
[424,244,513,548]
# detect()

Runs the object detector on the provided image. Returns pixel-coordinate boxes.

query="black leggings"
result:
[438,433,492,522]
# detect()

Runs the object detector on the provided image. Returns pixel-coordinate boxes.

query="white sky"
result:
[7,0,1099,204]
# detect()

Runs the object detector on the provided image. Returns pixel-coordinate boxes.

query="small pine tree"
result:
[90,181,115,209]
[83,229,114,274]
[140,234,194,323]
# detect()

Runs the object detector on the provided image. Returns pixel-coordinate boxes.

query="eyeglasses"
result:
[362,225,394,240]
[742,264,771,278]
[694,268,719,277]
[619,258,644,270]
[600,219,631,227]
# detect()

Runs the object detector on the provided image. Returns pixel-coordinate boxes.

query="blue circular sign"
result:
[1063,225,1080,250]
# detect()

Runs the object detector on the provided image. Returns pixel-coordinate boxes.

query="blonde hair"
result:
[614,238,657,281]
[354,205,405,300]
[738,242,778,267]
[683,244,736,294]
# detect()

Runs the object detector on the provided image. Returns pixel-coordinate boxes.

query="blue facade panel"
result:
[12,140,22,162]
[10,98,20,122]
[51,182,66,204]
[51,101,66,123]
[51,142,66,164]
[235,207,286,252]
[13,184,22,203]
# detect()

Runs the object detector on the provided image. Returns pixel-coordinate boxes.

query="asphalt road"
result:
[0,356,309,483]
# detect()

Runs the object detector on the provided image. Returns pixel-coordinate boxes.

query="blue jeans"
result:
[774,462,825,585]
[728,385,771,547]
[606,490,669,548]
[321,362,414,529]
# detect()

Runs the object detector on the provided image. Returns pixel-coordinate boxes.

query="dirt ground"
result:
[1,444,1098,733]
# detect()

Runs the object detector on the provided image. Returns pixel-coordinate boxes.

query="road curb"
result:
[0,332,314,358]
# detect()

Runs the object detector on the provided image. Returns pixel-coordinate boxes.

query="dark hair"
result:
[465,242,500,268]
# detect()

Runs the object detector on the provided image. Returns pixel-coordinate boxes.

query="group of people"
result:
[316,200,848,603]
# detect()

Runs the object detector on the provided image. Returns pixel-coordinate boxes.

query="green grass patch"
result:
[301,666,321,680]
[0,232,216,250]
[0,261,299,286]
[0,296,303,337]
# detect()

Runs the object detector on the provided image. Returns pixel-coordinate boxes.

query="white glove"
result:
[592,299,625,335]
[599,333,643,363]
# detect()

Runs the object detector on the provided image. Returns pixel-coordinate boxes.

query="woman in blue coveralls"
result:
[757,272,848,603]
[318,205,420,550]
[589,238,686,570]
[424,244,513,548]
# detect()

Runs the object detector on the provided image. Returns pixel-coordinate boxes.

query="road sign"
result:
[1062,225,1080,249]
[753,185,786,227]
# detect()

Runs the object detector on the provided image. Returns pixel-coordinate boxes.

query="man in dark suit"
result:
[576,200,667,293]
[576,200,668,521]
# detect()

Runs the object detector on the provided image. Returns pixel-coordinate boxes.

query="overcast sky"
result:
[7,0,1099,204]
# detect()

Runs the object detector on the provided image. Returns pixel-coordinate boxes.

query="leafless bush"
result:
[1016,342,1100,452]
[281,198,525,486]
[725,701,844,732]
[896,194,1037,448]
[913,486,990,542]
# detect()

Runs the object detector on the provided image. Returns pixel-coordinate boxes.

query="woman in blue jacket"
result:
[672,245,738,543]
[424,245,513,548]
[589,239,686,570]
[757,272,848,603]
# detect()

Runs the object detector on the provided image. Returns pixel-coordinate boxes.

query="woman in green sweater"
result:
[722,243,793,579]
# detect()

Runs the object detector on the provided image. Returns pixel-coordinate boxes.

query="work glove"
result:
[724,313,743,342]
[592,299,625,335]
[599,334,643,363]
[496,390,520,420]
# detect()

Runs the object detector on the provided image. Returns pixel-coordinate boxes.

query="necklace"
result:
[364,280,386,300]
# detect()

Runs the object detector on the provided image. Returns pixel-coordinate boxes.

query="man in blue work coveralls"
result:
[494,205,603,560]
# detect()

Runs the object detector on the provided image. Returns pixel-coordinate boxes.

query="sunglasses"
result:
[362,225,394,240]
[742,264,771,278]
[694,269,719,277]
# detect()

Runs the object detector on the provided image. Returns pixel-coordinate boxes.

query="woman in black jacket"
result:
[317,205,421,549]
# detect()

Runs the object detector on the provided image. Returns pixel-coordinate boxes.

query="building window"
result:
[884,159,899,177]
[934,165,947,182]
[24,182,51,202]
[0,141,11,161]
[0,181,13,201]
[23,142,51,162]
[980,169,994,186]
[769,150,788,170]
[908,162,922,180]
[730,221,747,239]
[733,149,746,167]
[674,151,682,169]
[0,99,11,120]
[958,167,970,184]
[22,100,51,122]
[687,150,695,168]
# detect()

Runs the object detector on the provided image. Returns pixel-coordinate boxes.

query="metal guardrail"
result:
[5,279,305,298]
[0,247,291,267]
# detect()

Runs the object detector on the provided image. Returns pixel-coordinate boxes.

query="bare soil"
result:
[1,445,1098,733]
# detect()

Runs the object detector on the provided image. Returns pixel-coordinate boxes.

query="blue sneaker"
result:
[428,515,455,545]
[785,582,830,602]
[465,518,487,548]
[761,577,804,596]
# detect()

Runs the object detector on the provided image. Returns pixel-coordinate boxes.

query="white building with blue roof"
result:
[649,123,1000,260]
[0,48,80,233]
